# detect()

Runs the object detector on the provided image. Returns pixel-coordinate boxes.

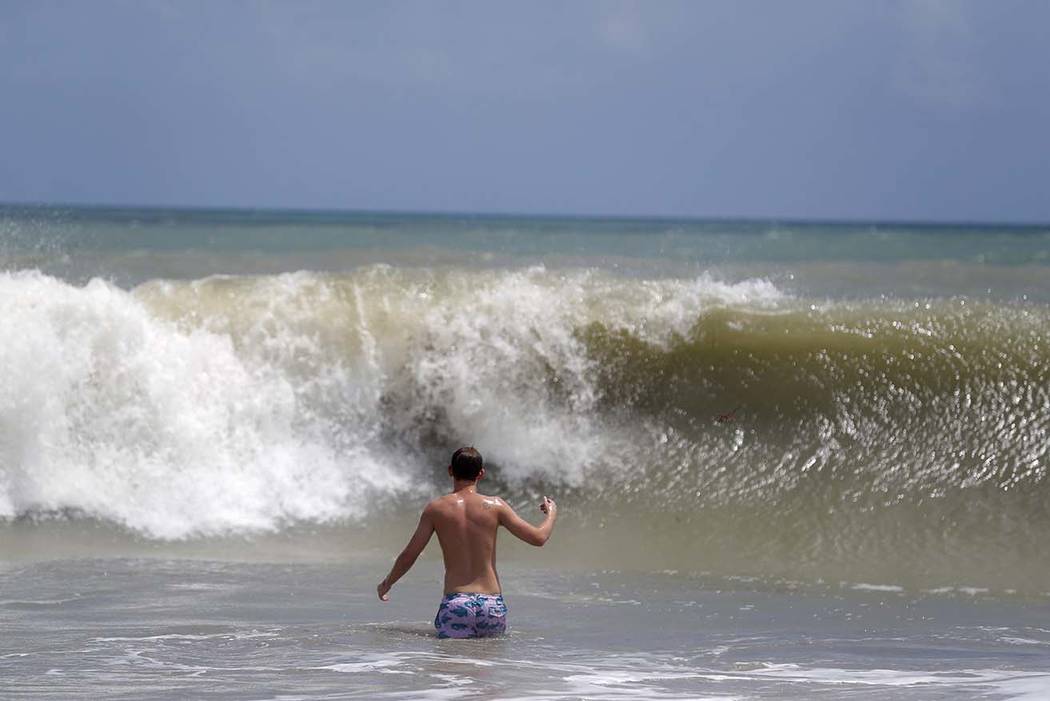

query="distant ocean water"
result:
[2,205,1049,699]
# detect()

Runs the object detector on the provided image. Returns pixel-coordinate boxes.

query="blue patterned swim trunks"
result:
[434,592,507,638]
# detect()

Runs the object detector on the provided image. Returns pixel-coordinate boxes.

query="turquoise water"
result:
[3,205,1048,290]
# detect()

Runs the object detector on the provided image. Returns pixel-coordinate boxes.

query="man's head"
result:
[450,446,484,482]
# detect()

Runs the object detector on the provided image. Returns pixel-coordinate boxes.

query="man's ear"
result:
[448,465,454,477]
[477,467,485,481]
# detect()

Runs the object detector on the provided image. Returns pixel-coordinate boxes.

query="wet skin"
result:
[378,467,557,600]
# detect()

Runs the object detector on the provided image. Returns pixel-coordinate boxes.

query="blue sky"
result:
[1,1,1048,222]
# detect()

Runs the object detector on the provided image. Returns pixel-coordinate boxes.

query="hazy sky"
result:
[1,1,1048,222]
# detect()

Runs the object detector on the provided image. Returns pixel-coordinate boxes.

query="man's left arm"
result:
[377,506,435,601]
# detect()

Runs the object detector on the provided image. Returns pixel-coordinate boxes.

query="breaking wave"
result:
[1,265,1048,586]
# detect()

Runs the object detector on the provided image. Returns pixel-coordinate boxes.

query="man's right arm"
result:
[497,496,557,546]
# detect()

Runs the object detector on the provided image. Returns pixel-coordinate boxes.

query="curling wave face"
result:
[1,266,1048,587]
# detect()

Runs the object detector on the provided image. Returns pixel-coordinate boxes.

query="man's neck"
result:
[452,480,478,494]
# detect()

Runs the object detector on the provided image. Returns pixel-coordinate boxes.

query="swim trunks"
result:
[434,592,507,638]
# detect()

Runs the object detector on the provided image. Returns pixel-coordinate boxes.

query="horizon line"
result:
[1,199,1047,230]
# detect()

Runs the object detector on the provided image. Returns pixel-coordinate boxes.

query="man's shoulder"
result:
[423,492,479,511]
[479,494,509,516]
[423,495,447,512]
[424,493,507,513]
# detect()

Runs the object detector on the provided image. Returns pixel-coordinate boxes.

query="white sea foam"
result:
[0,267,780,538]
[850,583,905,592]
[748,663,1050,694]
[0,270,414,538]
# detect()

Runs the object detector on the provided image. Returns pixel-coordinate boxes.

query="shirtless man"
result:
[376,446,557,638]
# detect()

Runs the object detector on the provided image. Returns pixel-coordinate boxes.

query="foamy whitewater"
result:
[2,206,1049,699]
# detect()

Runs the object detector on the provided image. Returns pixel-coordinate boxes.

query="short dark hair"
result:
[451,446,484,481]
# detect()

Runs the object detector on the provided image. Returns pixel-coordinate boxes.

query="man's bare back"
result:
[429,487,556,593]
[376,448,557,638]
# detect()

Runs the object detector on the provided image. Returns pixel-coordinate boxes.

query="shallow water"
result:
[3,556,1050,700]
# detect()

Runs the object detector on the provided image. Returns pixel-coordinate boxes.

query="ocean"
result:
[1,205,1048,699]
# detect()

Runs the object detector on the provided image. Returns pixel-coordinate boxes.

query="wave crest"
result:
[1,265,1047,572]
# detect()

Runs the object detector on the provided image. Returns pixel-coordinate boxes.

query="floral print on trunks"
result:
[434,592,507,638]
